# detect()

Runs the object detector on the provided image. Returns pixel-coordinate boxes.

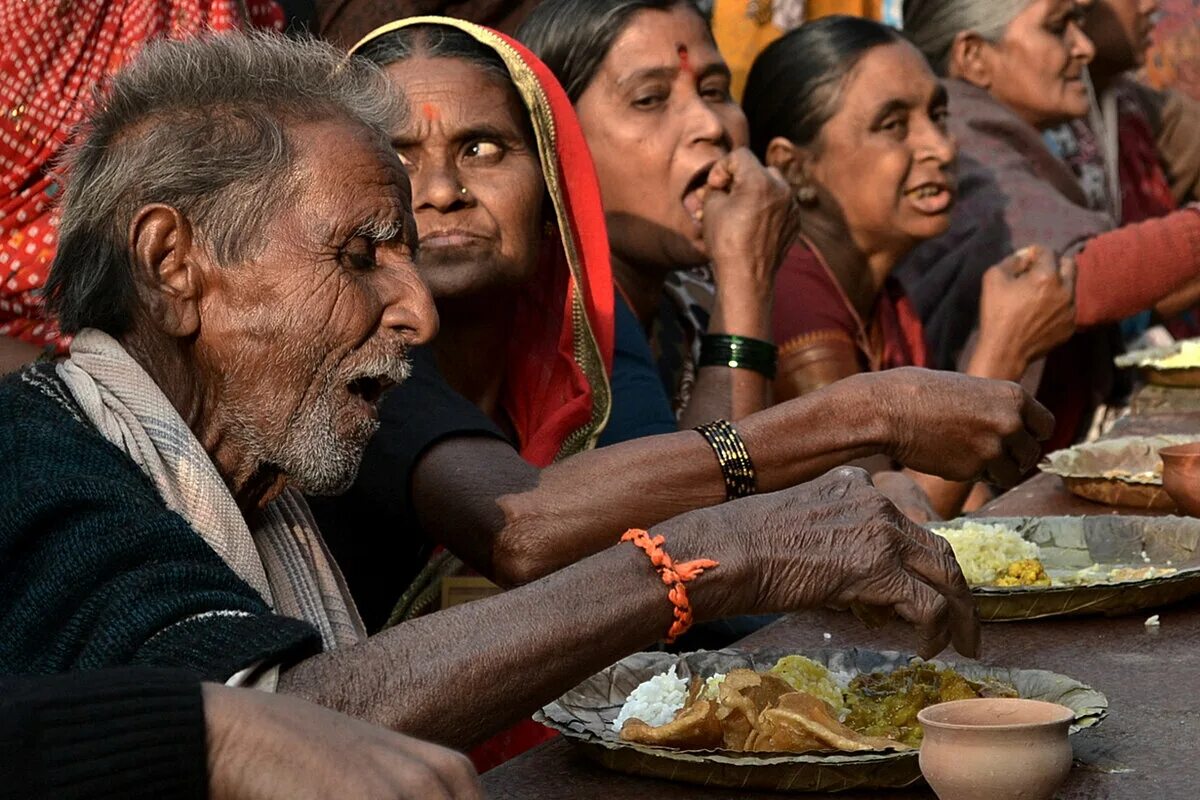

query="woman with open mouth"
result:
[519,0,799,440]
[743,15,1077,519]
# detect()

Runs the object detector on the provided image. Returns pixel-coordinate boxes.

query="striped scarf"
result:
[57,328,365,654]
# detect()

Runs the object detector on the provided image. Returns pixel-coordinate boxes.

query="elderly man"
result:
[1,31,1030,750]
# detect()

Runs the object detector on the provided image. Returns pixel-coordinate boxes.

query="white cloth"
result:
[58,329,366,657]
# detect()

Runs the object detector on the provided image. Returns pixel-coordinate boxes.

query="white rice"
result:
[931,522,1040,586]
[612,665,688,732]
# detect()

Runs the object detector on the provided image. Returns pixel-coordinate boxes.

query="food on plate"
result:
[614,657,1016,753]
[844,664,1018,747]
[768,654,847,712]
[993,558,1052,588]
[930,522,1042,586]
[1141,339,1200,369]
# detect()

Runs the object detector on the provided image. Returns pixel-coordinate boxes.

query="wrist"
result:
[967,336,1026,381]
[842,373,901,457]
[650,510,754,622]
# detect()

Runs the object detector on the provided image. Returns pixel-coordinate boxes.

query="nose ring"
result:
[459,186,469,197]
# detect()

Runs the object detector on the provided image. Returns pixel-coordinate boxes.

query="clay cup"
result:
[918,698,1074,800]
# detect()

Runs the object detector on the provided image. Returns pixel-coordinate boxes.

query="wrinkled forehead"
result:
[384,55,533,143]
[291,117,413,226]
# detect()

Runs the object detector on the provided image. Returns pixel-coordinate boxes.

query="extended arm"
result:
[417,369,1052,586]
[279,470,979,749]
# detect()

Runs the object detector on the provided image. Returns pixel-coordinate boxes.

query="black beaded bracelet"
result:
[695,419,758,501]
[698,334,778,380]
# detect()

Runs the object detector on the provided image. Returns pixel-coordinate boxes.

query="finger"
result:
[1019,394,1056,442]
[1026,245,1058,277]
[706,159,734,191]
[394,739,482,800]
[893,520,981,657]
[850,601,896,629]
[1004,430,1042,475]
[392,759,454,800]
[1006,246,1039,276]
[986,454,1023,489]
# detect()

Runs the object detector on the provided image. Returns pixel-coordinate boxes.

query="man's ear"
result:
[947,30,995,89]
[766,136,819,205]
[128,204,202,337]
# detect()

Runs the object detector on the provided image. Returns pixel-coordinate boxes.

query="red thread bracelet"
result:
[621,528,719,643]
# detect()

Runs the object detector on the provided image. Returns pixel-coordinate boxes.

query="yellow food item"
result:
[768,655,846,713]
[1151,339,1200,369]
[993,558,1052,587]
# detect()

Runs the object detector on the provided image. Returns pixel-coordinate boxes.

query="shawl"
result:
[773,239,928,375]
[56,329,365,656]
[350,18,614,470]
[896,79,1117,372]
[0,1,283,353]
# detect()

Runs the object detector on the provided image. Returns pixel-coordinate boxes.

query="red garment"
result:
[0,0,283,353]
[1075,207,1200,327]
[772,239,928,371]
[349,17,617,772]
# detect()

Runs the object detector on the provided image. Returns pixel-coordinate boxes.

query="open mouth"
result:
[682,162,716,224]
[346,374,394,406]
[903,181,955,215]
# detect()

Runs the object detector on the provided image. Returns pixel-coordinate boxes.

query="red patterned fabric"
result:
[773,239,928,372]
[0,0,284,353]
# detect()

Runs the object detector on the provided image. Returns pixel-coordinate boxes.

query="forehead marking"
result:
[677,43,693,74]
[421,102,441,122]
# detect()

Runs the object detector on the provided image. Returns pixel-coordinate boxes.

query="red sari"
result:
[0,0,284,353]
[772,238,927,386]
[349,17,616,771]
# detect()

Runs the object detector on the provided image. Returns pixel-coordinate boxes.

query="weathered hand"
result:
[855,367,1055,487]
[204,685,482,800]
[709,469,978,659]
[978,246,1077,370]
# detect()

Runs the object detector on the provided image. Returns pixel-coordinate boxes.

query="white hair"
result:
[903,0,1034,74]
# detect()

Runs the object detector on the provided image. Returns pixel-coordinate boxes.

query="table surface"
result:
[483,391,1200,799]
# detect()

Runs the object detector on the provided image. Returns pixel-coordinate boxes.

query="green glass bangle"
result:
[698,334,778,380]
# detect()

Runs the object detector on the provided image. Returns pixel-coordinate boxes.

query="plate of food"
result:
[930,516,1200,620]
[1115,338,1200,387]
[536,648,1107,793]
[1039,435,1197,509]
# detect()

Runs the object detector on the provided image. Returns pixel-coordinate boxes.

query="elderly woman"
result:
[741,15,1077,517]
[0,29,990,754]
[519,0,799,428]
[899,0,1200,449]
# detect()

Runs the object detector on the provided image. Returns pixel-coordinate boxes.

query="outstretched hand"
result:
[711,468,979,659]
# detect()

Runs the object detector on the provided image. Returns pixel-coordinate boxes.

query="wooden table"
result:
[483,395,1200,799]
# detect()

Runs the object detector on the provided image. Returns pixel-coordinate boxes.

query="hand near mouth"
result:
[699,148,799,294]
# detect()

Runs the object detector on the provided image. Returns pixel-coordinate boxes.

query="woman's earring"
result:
[797,186,818,204]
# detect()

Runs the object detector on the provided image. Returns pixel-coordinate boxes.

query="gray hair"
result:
[903,0,1033,74]
[45,31,403,335]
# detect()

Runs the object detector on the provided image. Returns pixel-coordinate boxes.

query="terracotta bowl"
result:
[1159,442,1200,516]
[918,698,1074,800]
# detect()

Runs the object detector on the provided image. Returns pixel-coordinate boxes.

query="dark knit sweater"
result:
[0,668,206,800]
[0,363,321,679]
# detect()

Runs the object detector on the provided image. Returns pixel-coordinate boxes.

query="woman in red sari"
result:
[342,16,615,769]
[349,17,614,468]
[742,16,1076,516]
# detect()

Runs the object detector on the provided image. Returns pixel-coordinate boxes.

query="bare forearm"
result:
[481,377,890,583]
[904,470,973,520]
[277,520,745,748]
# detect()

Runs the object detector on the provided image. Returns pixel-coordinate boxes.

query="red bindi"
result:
[420,102,440,122]
[677,44,692,74]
